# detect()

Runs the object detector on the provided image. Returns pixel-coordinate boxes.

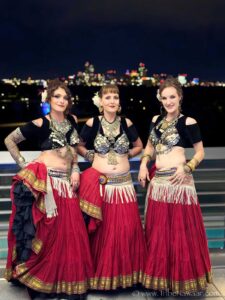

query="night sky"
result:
[1,0,225,80]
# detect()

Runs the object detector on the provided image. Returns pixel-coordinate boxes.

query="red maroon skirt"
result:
[79,167,146,290]
[143,168,212,294]
[5,162,93,296]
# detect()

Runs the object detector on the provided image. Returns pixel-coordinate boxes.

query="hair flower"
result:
[92,92,101,108]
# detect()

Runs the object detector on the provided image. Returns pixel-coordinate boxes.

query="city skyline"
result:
[1,0,225,80]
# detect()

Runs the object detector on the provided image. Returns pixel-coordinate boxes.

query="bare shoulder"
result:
[125,118,133,127]
[152,115,160,123]
[86,117,94,127]
[185,117,197,125]
[32,118,43,127]
[71,114,78,123]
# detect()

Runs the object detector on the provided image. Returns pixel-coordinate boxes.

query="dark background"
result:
[1,0,225,81]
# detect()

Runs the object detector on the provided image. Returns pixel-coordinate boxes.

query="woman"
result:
[138,77,212,295]
[77,84,146,291]
[4,79,93,300]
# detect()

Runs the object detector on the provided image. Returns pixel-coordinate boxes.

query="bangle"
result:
[85,150,95,163]
[140,154,152,162]
[184,164,192,174]
[71,164,80,174]
[186,157,200,172]
[18,156,26,168]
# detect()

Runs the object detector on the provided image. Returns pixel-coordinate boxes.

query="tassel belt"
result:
[155,167,177,177]
[99,172,132,185]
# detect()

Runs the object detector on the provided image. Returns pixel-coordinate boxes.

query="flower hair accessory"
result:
[92,92,101,108]
[41,89,48,103]
[156,89,161,101]
[41,80,48,103]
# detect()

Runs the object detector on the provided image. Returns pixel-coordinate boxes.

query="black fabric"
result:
[120,118,139,142]
[12,182,36,262]
[20,114,78,151]
[185,122,202,144]
[80,116,138,150]
[82,212,90,227]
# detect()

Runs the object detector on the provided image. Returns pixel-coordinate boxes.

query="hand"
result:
[70,172,80,191]
[169,166,187,185]
[138,165,150,187]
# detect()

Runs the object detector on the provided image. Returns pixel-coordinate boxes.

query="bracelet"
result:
[85,150,95,163]
[186,157,200,172]
[71,164,80,174]
[140,154,152,162]
[183,164,192,174]
[18,156,26,168]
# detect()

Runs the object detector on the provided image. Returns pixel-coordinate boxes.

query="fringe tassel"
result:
[104,183,136,204]
[51,176,74,199]
[149,177,197,205]
[44,175,74,218]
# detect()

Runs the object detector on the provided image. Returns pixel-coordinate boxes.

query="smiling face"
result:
[49,87,69,114]
[100,92,120,114]
[160,86,181,117]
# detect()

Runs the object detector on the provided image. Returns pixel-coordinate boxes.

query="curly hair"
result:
[46,79,72,115]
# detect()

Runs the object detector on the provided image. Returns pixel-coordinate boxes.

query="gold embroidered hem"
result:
[31,238,43,254]
[91,271,143,290]
[80,198,102,220]
[4,268,13,281]
[142,271,213,293]
[14,264,93,294]
[17,168,46,195]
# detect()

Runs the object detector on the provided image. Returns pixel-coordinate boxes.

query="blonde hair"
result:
[98,84,119,98]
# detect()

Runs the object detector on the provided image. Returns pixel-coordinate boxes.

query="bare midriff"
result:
[34,146,75,171]
[155,146,186,170]
[92,153,130,174]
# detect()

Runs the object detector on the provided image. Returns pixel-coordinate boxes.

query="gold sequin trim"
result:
[12,245,17,261]
[80,199,102,220]
[142,271,213,293]
[15,264,93,294]
[4,268,13,281]
[18,168,46,193]
[91,271,143,290]
[32,238,43,254]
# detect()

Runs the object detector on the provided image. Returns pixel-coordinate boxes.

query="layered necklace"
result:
[155,114,180,153]
[101,116,120,165]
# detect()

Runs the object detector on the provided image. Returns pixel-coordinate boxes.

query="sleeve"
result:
[126,124,139,142]
[149,121,155,134]
[186,123,202,144]
[20,121,40,140]
[80,124,94,143]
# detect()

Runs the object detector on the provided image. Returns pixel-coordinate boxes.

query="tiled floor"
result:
[0,269,225,300]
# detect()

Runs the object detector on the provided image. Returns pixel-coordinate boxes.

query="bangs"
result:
[101,86,119,95]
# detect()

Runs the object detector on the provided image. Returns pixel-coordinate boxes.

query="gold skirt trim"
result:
[80,198,102,220]
[13,263,93,294]
[4,268,13,281]
[142,271,213,293]
[31,238,43,255]
[91,271,143,290]
[18,168,46,194]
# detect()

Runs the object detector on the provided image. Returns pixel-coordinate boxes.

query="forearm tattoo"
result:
[4,128,26,167]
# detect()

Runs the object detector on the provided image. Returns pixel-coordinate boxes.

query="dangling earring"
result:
[160,104,164,115]
[179,99,183,112]
[99,106,103,114]
[117,105,122,114]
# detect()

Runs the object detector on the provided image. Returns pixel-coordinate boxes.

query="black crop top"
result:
[149,115,202,154]
[20,114,79,151]
[80,116,139,153]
